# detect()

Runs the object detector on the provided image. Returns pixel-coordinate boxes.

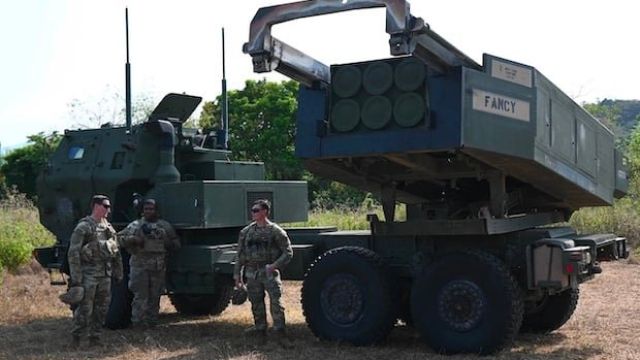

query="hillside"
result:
[600,99,640,137]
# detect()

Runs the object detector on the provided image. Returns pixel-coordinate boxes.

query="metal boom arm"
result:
[243,0,481,86]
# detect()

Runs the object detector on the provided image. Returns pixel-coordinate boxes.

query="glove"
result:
[134,235,144,246]
[141,223,152,236]
[154,227,167,238]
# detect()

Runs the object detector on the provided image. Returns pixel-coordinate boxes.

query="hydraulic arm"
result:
[243,0,480,86]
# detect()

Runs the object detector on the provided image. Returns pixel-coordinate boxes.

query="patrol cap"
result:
[231,287,248,305]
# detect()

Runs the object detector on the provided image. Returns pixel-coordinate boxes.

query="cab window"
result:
[68,146,85,160]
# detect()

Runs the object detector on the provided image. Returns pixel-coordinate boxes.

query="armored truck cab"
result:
[35,93,309,326]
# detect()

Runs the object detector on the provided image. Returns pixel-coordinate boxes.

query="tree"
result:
[67,87,155,129]
[199,79,303,180]
[0,132,62,198]
[199,79,371,209]
[583,101,621,136]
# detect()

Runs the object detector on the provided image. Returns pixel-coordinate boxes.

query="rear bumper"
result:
[574,235,629,261]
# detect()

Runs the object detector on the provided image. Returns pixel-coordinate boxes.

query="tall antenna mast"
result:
[221,27,229,149]
[125,8,132,129]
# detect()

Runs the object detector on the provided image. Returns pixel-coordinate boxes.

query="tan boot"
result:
[89,336,103,348]
[68,335,81,350]
[244,326,267,345]
[274,328,294,349]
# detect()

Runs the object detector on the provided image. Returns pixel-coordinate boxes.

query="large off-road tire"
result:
[411,251,524,355]
[301,246,397,345]
[170,277,233,316]
[521,288,579,333]
[105,251,133,329]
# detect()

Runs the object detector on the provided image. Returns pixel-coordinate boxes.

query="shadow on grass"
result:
[0,315,605,360]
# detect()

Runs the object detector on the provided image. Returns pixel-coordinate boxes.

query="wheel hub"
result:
[437,280,485,332]
[320,274,365,326]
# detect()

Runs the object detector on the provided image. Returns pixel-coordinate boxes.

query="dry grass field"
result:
[1,260,639,360]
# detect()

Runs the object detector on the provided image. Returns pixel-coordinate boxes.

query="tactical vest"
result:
[244,223,282,266]
[78,217,119,276]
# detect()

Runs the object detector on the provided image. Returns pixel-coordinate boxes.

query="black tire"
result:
[170,277,233,316]
[301,246,397,345]
[521,288,579,333]
[105,251,133,330]
[411,251,523,355]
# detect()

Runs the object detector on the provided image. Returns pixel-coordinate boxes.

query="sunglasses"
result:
[101,203,111,209]
[251,207,262,213]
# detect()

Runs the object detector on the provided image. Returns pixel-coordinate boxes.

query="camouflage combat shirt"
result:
[68,216,123,283]
[233,220,293,280]
[119,218,180,270]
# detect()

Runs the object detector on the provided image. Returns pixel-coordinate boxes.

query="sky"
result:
[1,0,639,150]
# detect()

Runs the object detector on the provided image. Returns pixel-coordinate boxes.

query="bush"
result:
[0,188,55,273]
[0,239,32,272]
[569,196,640,251]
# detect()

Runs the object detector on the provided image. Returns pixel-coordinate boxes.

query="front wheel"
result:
[301,246,397,345]
[411,251,523,355]
[170,277,233,316]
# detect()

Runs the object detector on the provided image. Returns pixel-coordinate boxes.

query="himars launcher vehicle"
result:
[35,0,629,355]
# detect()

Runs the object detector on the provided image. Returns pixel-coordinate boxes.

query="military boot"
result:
[244,326,267,345]
[68,335,81,349]
[88,336,103,348]
[274,328,294,349]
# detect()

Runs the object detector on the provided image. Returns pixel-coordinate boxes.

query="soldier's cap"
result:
[231,286,248,305]
[59,286,85,305]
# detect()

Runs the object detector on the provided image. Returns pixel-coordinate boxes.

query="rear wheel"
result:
[170,277,233,316]
[411,251,523,355]
[301,246,397,345]
[521,288,579,333]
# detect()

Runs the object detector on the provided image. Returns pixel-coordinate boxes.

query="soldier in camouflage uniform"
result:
[119,199,180,328]
[234,199,293,346]
[67,195,123,347]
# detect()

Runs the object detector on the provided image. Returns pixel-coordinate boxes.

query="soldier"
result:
[234,199,293,347]
[119,199,180,328]
[67,194,123,347]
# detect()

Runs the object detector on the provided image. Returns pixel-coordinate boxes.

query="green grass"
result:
[0,190,55,277]
[285,204,406,230]
[570,197,640,250]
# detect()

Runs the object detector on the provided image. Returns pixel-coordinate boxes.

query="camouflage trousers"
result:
[246,266,285,331]
[72,275,111,339]
[128,265,165,325]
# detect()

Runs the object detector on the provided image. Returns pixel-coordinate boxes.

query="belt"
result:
[245,261,269,268]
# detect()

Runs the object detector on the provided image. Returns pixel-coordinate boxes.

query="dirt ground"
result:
[1,260,639,360]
